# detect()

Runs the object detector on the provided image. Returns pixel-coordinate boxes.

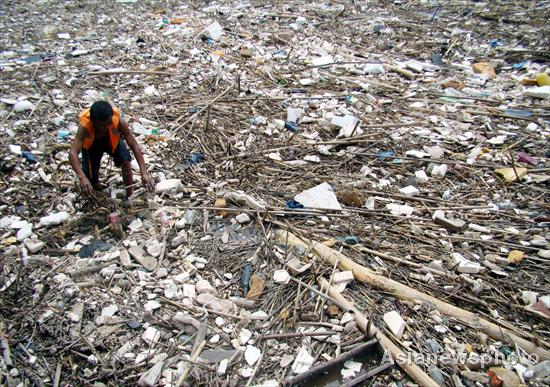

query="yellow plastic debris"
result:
[1,236,17,245]
[536,73,550,86]
[508,250,524,264]
[494,167,527,182]
[472,62,496,79]
[170,18,186,24]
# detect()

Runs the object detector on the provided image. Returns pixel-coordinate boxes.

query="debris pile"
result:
[1,1,549,386]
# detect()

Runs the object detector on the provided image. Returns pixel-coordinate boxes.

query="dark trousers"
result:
[81,138,132,185]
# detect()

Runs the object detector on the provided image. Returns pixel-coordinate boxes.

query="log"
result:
[89,70,174,76]
[276,230,550,361]
[384,64,415,79]
[318,278,438,387]
[260,331,340,340]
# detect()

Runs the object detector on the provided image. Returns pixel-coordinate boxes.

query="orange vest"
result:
[79,107,121,152]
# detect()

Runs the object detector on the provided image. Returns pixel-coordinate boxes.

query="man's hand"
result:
[141,172,155,192]
[79,176,93,195]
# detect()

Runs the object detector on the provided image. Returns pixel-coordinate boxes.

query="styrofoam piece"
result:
[386,203,414,216]
[202,21,224,41]
[451,252,483,274]
[244,345,261,366]
[331,115,361,138]
[13,100,33,112]
[364,63,385,74]
[383,310,406,338]
[155,179,183,193]
[332,271,354,284]
[287,107,305,123]
[291,346,314,374]
[524,85,550,99]
[39,212,70,227]
[399,185,420,197]
[295,182,342,210]
[521,291,538,306]
[311,55,334,66]
[414,171,429,185]
[273,269,290,284]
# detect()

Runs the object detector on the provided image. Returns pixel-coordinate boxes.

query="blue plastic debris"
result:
[345,95,359,106]
[504,109,533,118]
[187,152,205,166]
[22,151,37,163]
[489,39,503,49]
[79,239,112,258]
[57,130,70,140]
[241,263,253,294]
[21,55,42,64]
[431,53,444,67]
[285,199,304,209]
[376,150,395,161]
[512,61,528,70]
[284,121,299,133]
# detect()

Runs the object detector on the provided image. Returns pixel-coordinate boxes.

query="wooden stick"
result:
[276,230,550,361]
[384,64,415,79]
[66,263,111,277]
[53,361,62,387]
[288,276,344,308]
[317,278,438,387]
[174,81,236,134]
[89,70,174,76]
[260,331,340,340]
[353,244,455,279]
[175,340,206,386]
[160,297,245,320]
[156,238,167,272]
[465,110,536,122]
[442,235,540,251]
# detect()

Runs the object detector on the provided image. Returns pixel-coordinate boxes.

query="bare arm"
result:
[69,126,93,195]
[119,118,154,190]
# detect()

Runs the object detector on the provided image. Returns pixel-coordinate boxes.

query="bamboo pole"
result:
[275,230,550,361]
[318,277,439,387]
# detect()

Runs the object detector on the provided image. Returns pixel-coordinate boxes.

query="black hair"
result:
[90,101,113,122]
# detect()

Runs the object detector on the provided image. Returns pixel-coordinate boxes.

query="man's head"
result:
[90,101,113,131]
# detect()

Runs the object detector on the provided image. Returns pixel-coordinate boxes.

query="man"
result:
[69,101,154,198]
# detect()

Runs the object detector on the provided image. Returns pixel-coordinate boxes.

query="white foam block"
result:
[383,310,406,338]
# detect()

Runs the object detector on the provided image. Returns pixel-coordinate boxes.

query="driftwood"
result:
[276,230,550,361]
[318,277,438,387]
